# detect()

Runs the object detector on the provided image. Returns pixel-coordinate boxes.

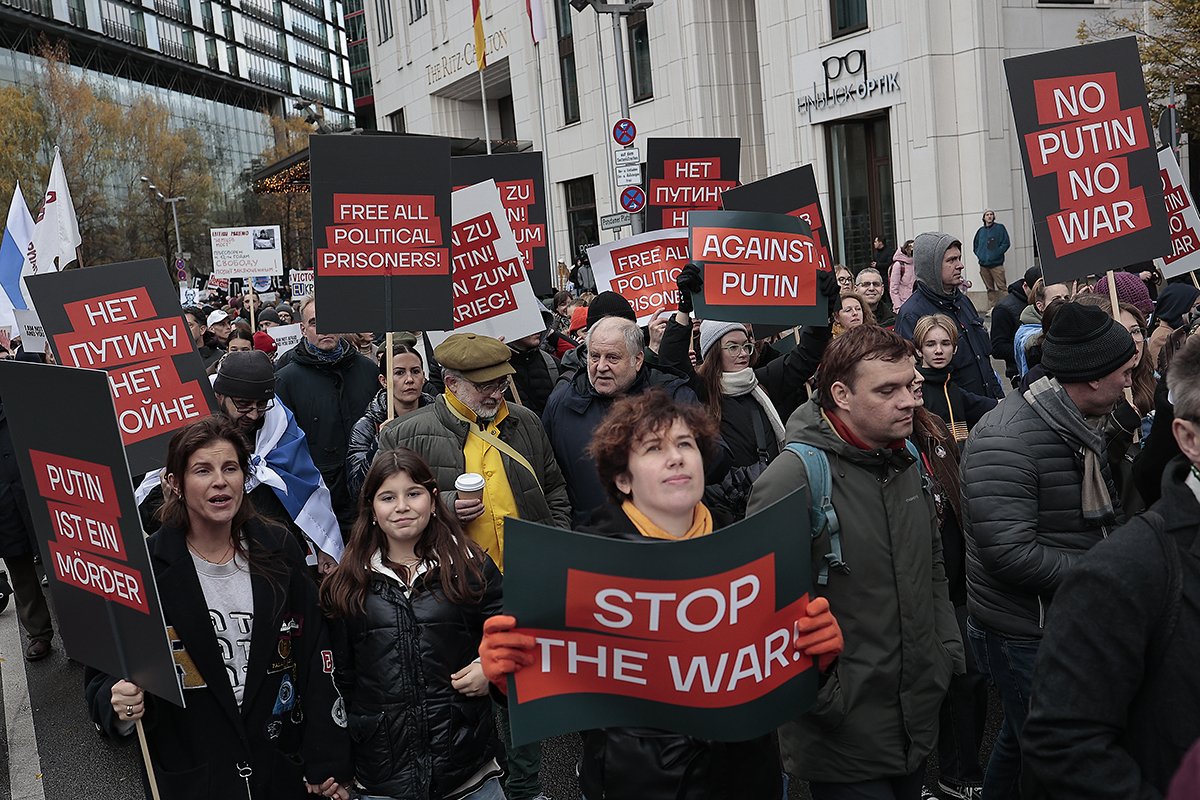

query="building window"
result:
[564,176,598,264]
[374,0,393,42]
[554,0,579,124]
[409,0,426,23]
[626,8,651,101]
[830,0,866,39]
[388,108,406,132]
[825,114,895,269]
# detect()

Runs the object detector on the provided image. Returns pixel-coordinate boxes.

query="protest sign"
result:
[426,180,545,345]
[210,225,285,278]
[267,322,302,356]
[646,138,740,230]
[688,210,828,326]
[311,134,453,332]
[503,490,816,747]
[0,360,185,707]
[1154,147,1200,279]
[13,307,46,351]
[179,286,201,306]
[1005,37,1170,283]
[721,165,834,272]
[453,153,551,295]
[27,258,217,475]
[204,275,231,296]
[289,269,314,299]
[587,229,690,325]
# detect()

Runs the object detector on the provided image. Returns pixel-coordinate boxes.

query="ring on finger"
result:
[126,705,134,717]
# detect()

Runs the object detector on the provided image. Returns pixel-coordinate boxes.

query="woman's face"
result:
[835,269,853,290]
[615,418,705,523]
[172,440,244,530]
[919,325,955,370]
[836,297,864,330]
[1119,309,1146,366]
[717,329,752,372]
[227,337,252,353]
[372,471,434,552]
[873,236,884,249]
[385,353,426,406]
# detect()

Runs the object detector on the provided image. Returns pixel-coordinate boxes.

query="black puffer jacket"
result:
[330,553,504,798]
[576,505,782,800]
[506,343,559,416]
[961,389,1122,639]
[345,389,434,501]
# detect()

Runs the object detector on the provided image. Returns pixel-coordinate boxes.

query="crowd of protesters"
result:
[4,216,1200,800]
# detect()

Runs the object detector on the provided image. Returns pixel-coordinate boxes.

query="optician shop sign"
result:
[794,45,902,124]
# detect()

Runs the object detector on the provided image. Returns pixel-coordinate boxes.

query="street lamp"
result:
[139,175,186,272]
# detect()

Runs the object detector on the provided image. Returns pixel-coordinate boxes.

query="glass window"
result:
[825,114,895,268]
[830,0,867,38]
[564,176,597,260]
[553,0,579,124]
[409,0,426,23]
[626,9,651,101]
[373,0,392,42]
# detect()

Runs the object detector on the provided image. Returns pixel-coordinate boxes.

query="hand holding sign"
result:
[480,615,536,691]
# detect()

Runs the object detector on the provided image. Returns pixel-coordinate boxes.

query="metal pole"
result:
[608,5,641,234]
[594,15,617,241]
[480,68,493,154]
[1170,82,1178,157]
[533,40,558,278]
[169,200,183,261]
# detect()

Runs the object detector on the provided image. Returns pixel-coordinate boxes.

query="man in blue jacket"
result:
[896,232,1004,401]
[973,210,1011,307]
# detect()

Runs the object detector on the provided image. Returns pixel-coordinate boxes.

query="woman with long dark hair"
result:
[85,416,351,799]
[321,448,504,800]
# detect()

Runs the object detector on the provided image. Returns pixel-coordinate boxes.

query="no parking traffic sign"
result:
[612,118,636,147]
[620,186,646,213]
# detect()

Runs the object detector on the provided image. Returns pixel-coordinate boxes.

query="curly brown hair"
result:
[587,389,718,505]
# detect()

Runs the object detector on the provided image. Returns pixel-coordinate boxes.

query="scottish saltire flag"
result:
[0,182,34,312]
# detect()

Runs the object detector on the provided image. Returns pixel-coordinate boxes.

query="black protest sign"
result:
[646,138,740,231]
[503,490,817,747]
[721,165,834,273]
[688,210,828,326]
[452,153,551,295]
[0,361,184,707]
[310,134,453,331]
[27,259,218,475]
[1005,36,1170,283]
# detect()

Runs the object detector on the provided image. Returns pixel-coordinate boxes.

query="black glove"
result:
[1111,399,1142,435]
[817,268,841,301]
[676,262,703,313]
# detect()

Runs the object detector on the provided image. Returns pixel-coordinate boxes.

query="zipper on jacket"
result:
[1037,597,1045,629]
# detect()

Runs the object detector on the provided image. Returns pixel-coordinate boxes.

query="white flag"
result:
[526,0,547,44]
[26,147,82,276]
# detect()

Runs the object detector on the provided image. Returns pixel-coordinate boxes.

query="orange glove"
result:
[794,596,844,673]
[479,615,536,692]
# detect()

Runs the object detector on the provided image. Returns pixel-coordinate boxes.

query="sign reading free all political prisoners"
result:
[503,490,817,747]
[588,228,690,326]
[0,360,185,707]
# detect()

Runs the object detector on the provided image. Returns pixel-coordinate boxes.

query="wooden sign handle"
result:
[135,720,162,800]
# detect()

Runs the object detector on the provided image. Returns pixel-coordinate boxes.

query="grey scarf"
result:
[1024,376,1115,522]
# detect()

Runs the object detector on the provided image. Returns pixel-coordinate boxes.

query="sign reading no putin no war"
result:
[1005,36,1171,283]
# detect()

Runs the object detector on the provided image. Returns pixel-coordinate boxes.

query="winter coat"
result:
[541,365,705,528]
[275,341,380,528]
[1022,456,1200,799]
[961,388,1122,639]
[1013,303,1045,377]
[910,412,968,605]
[990,281,1028,379]
[330,554,503,799]
[0,400,35,559]
[745,400,963,782]
[917,364,996,443]
[972,222,1010,266]
[84,520,351,799]
[888,247,916,308]
[896,285,1003,401]
[377,395,571,536]
[506,343,559,416]
[345,389,434,502]
[575,505,782,800]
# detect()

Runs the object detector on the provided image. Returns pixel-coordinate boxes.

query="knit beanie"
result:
[252,331,278,355]
[1041,302,1136,383]
[1094,272,1153,315]
[698,320,747,361]
[214,350,275,399]
[1023,265,1042,288]
[586,291,638,330]
[569,306,590,335]
[257,307,281,325]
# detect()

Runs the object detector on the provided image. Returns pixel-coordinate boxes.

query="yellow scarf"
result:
[621,500,714,540]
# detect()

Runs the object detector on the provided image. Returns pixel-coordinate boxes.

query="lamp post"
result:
[139,175,186,277]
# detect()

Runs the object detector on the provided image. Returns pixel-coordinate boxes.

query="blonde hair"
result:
[912,314,959,348]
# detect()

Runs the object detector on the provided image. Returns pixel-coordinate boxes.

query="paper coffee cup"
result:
[455,472,486,501]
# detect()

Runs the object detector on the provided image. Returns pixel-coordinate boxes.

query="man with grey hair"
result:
[1021,334,1200,797]
[855,266,895,328]
[542,316,705,526]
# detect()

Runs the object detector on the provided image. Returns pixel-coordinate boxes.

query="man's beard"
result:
[219,409,265,438]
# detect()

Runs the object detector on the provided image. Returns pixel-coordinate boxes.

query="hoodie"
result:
[888,247,916,307]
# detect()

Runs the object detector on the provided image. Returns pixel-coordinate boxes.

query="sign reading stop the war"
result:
[645,138,740,231]
[503,489,816,747]
[1154,147,1200,279]
[689,210,828,326]
[721,165,834,272]
[310,134,453,332]
[587,229,690,325]
[453,152,551,295]
[0,361,184,707]
[26,258,217,475]
[1005,37,1170,283]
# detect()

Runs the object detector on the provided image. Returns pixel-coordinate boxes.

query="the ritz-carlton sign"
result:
[795,48,901,122]
[426,27,510,86]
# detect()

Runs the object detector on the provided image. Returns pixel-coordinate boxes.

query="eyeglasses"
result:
[468,377,508,396]
[229,397,274,414]
[721,342,755,356]
[856,280,883,288]
[836,276,853,285]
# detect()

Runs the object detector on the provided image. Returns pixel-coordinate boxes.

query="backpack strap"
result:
[784,443,847,586]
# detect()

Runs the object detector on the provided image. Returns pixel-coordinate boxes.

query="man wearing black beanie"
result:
[959,301,1137,798]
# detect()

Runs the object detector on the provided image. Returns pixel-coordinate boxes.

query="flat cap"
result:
[434,333,514,383]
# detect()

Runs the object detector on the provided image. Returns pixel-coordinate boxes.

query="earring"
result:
[370,516,377,526]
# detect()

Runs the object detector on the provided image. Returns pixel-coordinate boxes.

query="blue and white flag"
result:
[0,182,34,332]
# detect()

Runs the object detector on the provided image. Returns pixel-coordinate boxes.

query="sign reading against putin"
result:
[1154,147,1200,279]
[721,165,834,273]
[645,138,740,231]
[0,360,185,707]
[688,210,828,326]
[502,490,816,747]
[26,258,218,475]
[1005,37,1171,283]
[588,229,690,325]
[310,134,453,332]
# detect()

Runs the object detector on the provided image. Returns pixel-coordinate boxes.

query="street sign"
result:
[612,118,637,146]
[175,256,187,281]
[620,186,647,213]
[614,147,641,167]
[600,212,632,231]
[615,164,641,187]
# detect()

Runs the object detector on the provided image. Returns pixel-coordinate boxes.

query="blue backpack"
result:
[785,440,923,586]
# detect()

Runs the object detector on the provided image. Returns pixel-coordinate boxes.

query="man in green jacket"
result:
[747,325,964,800]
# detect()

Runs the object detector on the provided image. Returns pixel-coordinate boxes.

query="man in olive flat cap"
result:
[376,332,569,800]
